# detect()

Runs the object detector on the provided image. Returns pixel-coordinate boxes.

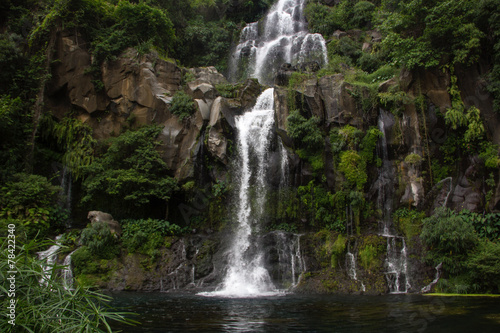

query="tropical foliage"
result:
[82,125,178,219]
[0,237,134,332]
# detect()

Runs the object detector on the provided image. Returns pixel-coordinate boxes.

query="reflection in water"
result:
[109,292,500,332]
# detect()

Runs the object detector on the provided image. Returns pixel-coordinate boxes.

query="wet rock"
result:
[273,87,293,147]
[399,161,424,207]
[240,78,262,110]
[188,66,227,85]
[370,30,382,43]
[296,61,321,73]
[240,45,253,57]
[332,30,347,39]
[187,80,217,101]
[275,63,296,86]
[294,77,324,120]
[195,99,211,120]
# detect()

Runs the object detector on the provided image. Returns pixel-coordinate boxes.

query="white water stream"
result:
[229,0,327,84]
[202,89,280,297]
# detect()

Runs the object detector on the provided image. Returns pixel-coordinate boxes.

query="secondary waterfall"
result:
[377,110,411,293]
[62,250,76,290]
[229,0,328,84]
[37,235,63,285]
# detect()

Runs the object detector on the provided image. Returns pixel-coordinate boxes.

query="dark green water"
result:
[109,292,500,332]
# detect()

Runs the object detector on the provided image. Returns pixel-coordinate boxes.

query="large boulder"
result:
[87,211,122,236]
[293,77,325,121]
[239,78,262,110]
[318,74,359,126]
[187,66,227,86]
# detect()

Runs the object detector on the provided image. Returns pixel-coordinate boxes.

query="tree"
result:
[379,0,483,68]
[421,207,478,274]
[82,126,178,219]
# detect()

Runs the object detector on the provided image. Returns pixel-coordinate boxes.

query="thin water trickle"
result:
[377,110,410,293]
[62,249,76,290]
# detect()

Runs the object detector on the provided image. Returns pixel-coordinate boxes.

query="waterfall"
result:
[421,262,443,293]
[346,244,366,292]
[271,231,305,289]
[229,0,327,84]
[385,236,410,293]
[37,235,63,285]
[377,110,395,236]
[58,166,72,228]
[376,110,411,293]
[202,88,281,297]
[62,250,76,290]
[346,251,358,281]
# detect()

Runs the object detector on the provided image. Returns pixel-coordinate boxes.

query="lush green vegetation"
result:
[0,173,66,238]
[0,0,499,301]
[0,237,135,332]
[82,125,178,220]
[421,208,500,293]
[121,218,184,256]
[170,91,196,121]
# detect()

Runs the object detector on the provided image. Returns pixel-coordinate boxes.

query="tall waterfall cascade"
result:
[229,0,328,84]
[377,110,411,293]
[200,88,302,297]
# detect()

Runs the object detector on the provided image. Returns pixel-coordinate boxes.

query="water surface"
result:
[109,292,500,332]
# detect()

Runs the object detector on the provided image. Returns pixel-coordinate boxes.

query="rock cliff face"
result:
[47,33,259,181]
[50,32,498,293]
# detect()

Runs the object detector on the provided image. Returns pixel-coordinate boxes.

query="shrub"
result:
[459,210,500,241]
[330,234,347,268]
[114,0,175,55]
[297,181,337,229]
[421,207,479,274]
[51,115,97,180]
[393,208,425,245]
[359,244,378,271]
[479,142,500,169]
[421,207,478,254]
[286,110,324,152]
[121,218,184,254]
[338,150,367,191]
[170,91,196,121]
[404,153,423,165]
[80,222,119,259]
[379,0,483,68]
[467,240,500,293]
[178,18,234,71]
[359,127,382,163]
[0,173,61,237]
[72,246,103,275]
[351,1,375,28]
